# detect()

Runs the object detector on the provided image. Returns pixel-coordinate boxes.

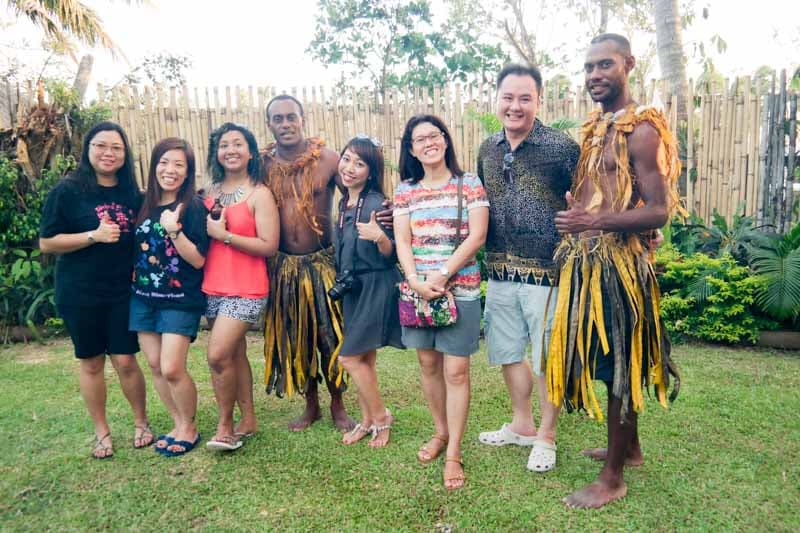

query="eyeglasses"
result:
[503,152,515,185]
[411,130,444,147]
[90,142,125,155]
[355,133,382,148]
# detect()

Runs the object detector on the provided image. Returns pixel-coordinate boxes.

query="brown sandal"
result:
[444,455,466,491]
[417,433,448,464]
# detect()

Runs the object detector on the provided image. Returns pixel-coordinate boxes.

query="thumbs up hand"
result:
[356,210,385,243]
[554,191,594,235]
[160,203,183,233]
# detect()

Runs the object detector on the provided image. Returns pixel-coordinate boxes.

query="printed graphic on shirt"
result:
[134,220,183,295]
[95,202,135,233]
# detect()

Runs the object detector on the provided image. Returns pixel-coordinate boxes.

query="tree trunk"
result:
[652,0,688,120]
[72,55,94,102]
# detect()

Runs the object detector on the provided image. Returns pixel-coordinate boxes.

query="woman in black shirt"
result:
[130,138,209,457]
[39,121,151,459]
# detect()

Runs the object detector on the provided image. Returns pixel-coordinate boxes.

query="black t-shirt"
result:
[40,178,142,307]
[131,196,209,311]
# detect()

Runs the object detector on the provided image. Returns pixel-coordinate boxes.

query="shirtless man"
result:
[262,95,354,432]
[548,33,682,509]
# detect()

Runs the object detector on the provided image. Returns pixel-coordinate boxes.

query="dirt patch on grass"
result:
[14,339,71,364]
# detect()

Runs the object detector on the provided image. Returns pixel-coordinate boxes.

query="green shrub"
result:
[0,248,56,339]
[0,156,74,253]
[658,252,776,344]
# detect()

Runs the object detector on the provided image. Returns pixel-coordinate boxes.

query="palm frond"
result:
[751,248,800,321]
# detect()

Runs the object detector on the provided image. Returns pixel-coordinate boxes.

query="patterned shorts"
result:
[206,295,267,324]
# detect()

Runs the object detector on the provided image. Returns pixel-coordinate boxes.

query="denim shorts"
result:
[206,295,267,324]
[129,296,203,341]
[401,298,481,357]
[484,280,557,375]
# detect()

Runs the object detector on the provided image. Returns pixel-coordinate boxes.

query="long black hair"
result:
[206,122,263,184]
[339,136,385,198]
[398,114,463,184]
[137,138,197,224]
[68,121,141,201]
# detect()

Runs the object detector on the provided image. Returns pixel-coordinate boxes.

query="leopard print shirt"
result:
[477,120,580,286]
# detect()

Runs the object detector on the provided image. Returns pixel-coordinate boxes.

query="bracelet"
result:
[223,233,233,245]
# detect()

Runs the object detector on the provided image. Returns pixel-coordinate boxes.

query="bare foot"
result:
[563,480,627,509]
[342,423,372,445]
[330,405,356,433]
[288,406,322,432]
[582,447,644,466]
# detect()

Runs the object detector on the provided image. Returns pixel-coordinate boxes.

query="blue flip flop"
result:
[154,435,174,455]
[162,434,201,457]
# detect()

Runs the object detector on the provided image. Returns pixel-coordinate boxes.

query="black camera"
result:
[328,270,362,301]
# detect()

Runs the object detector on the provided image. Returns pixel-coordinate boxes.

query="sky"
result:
[1,0,799,95]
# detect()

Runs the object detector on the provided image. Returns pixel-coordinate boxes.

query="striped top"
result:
[393,173,489,300]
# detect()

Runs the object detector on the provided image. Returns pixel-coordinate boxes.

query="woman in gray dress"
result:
[333,136,403,448]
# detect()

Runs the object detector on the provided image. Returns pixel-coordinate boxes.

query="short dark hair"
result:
[265,94,304,120]
[206,122,264,184]
[399,114,464,184]
[340,137,385,196]
[68,121,141,203]
[138,137,197,224]
[590,33,632,56]
[496,63,542,94]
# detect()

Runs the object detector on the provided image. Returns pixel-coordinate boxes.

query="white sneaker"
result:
[478,423,537,447]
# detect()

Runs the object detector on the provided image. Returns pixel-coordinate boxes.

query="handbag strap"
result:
[454,174,464,248]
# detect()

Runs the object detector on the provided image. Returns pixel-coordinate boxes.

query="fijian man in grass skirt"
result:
[548,33,683,509]
[261,94,357,432]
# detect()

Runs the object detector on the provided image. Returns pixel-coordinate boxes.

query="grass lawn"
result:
[1,335,798,531]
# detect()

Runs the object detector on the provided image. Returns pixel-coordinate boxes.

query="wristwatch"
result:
[439,266,450,277]
[87,231,95,243]
[168,228,182,240]
[223,233,233,245]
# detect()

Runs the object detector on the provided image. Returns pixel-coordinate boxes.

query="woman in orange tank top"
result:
[203,123,279,452]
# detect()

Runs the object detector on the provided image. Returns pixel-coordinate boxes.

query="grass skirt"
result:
[546,233,680,421]
[263,247,346,397]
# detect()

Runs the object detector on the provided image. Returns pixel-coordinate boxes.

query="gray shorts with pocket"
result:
[484,279,558,375]
[401,298,482,356]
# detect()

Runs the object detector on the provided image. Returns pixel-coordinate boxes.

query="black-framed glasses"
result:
[355,133,383,148]
[503,152,515,185]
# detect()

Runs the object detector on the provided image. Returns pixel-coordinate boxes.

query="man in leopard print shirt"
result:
[476,64,579,473]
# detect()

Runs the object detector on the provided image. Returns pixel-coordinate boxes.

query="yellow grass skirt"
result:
[263,247,346,397]
[546,234,680,421]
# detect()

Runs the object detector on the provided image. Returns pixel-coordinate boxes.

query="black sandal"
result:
[92,432,113,459]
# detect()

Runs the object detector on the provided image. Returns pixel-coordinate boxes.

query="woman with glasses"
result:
[203,123,279,452]
[40,121,152,459]
[334,135,403,448]
[393,115,489,490]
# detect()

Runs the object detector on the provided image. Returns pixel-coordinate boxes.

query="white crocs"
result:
[478,423,537,447]
[527,439,557,472]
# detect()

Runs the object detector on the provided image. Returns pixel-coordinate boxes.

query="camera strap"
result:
[336,189,369,273]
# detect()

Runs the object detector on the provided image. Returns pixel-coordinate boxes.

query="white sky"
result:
[1,0,799,95]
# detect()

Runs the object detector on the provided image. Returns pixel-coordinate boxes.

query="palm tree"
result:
[652,0,689,120]
[4,0,145,60]
[749,223,800,323]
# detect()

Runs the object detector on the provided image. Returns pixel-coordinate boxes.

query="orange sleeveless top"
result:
[202,194,268,298]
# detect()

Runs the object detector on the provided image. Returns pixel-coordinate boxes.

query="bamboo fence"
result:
[5,73,799,228]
